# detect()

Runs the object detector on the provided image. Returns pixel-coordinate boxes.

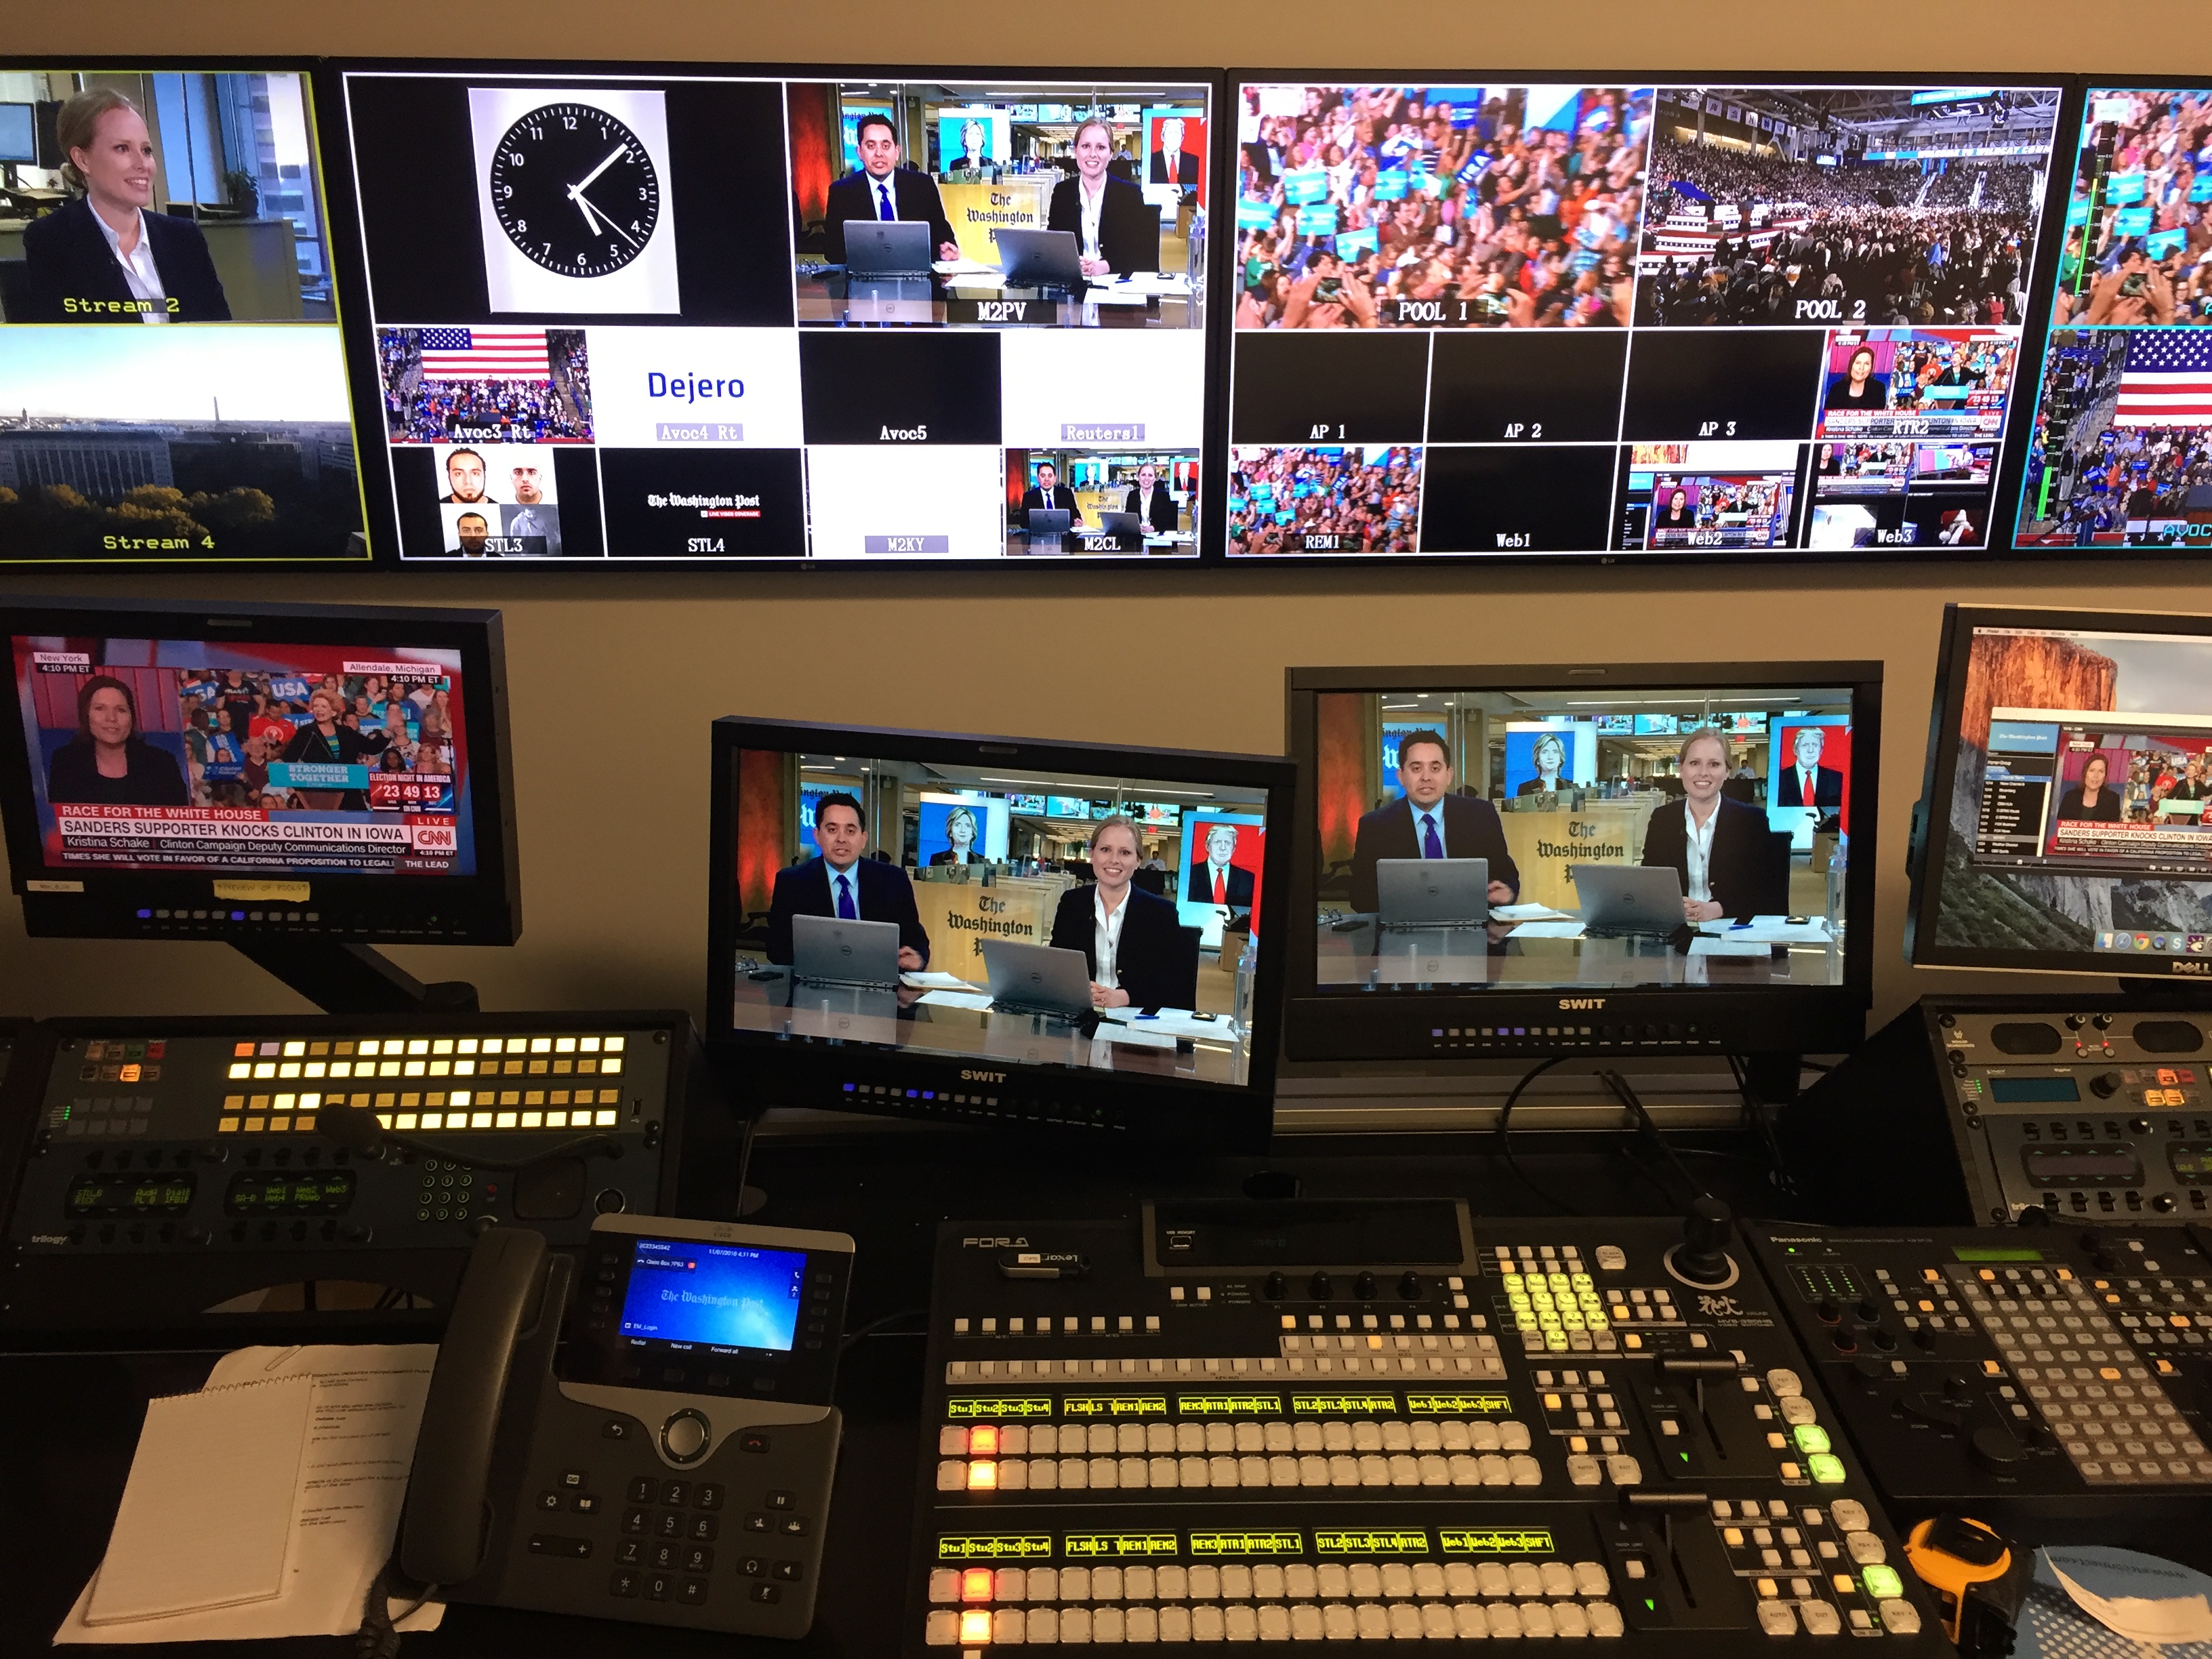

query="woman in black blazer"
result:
[22,90,232,323]
[1047,815,1189,1010]
[45,674,189,808]
[1048,117,1157,278]
[1122,463,1179,533]
[1639,728,1772,922]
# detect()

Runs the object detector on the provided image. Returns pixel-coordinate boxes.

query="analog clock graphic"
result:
[487,102,662,278]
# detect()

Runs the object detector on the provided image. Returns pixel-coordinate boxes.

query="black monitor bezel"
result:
[705,716,1292,1149]
[322,56,1231,573]
[1283,659,1883,1061]
[0,596,519,944]
[1908,602,2212,983]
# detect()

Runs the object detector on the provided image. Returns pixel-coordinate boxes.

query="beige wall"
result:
[3,4,2208,1037]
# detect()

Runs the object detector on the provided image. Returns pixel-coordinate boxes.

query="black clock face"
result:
[487,102,662,278]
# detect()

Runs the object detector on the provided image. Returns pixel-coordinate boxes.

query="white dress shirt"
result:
[93,206,167,325]
[1683,800,1717,903]
[1093,886,1129,989]
[1078,177,1108,261]
[1410,804,1447,858]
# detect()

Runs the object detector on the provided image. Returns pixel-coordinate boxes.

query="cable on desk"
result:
[1725,1054,1800,1201]
[839,1307,930,1354]
[1494,1054,1580,1215]
[354,1562,437,1659]
[1599,1069,1704,1209]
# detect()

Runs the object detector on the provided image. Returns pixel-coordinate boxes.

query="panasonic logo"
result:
[962,1069,1006,1082]
[1559,997,1606,1010]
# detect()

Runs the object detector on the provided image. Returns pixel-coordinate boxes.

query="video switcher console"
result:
[907,1201,1947,1654]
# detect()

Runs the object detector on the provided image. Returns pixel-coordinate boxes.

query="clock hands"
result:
[571,142,629,197]
[565,142,643,250]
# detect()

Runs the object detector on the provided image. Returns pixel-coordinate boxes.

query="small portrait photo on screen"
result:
[1769,719,1851,837]
[918,795,1007,866]
[1180,814,1265,947]
[1147,110,1205,199]
[1504,726,1586,798]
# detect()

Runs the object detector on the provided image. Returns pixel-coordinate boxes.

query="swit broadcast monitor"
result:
[2011,84,2212,553]
[1284,663,1881,1063]
[335,61,1213,565]
[707,718,1293,1147]
[0,61,373,566]
[1909,605,2212,983]
[0,598,516,945]
[1225,75,2059,559]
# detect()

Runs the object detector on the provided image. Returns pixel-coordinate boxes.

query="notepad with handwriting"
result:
[83,1373,312,1624]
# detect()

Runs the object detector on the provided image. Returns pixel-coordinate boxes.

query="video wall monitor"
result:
[2011,86,2212,552]
[706,718,1292,1147]
[1284,663,1882,1063]
[0,598,517,945]
[1908,605,2212,982]
[335,64,1213,564]
[0,63,371,565]
[1225,78,2060,558]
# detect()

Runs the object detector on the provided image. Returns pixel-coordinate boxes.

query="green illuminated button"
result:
[1807,1452,1846,1485]
[1862,1565,1904,1601]
[1792,1425,1832,1456]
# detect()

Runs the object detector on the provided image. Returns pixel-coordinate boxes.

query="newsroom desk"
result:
[1317,914,1842,989]
[0,213,308,321]
[730,960,1252,1086]
[794,268,1197,329]
[0,1124,1816,1658]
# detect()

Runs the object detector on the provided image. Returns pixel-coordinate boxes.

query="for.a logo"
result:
[1559,997,1605,1010]
[962,1069,1006,1082]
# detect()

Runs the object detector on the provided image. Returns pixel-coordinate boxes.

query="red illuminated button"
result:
[961,1568,994,1602]
[968,1425,999,1456]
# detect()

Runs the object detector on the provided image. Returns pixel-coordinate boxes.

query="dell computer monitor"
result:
[707,719,1293,1147]
[1285,663,1881,1062]
[0,64,371,566]
[0,598,517,946]
[1909,605,2212,981]
[335,63,1211,564]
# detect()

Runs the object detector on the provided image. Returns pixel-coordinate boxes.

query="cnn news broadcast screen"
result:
[10,636,474,878]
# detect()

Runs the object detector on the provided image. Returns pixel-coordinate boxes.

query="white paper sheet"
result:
[1509,921,1587,939]
[1689,937,1776,958]
[1491,903,1572,922]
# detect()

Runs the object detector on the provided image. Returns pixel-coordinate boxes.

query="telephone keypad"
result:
[695,1482,724,1509]
[654,1511,684,1538]
[610,1570,640,1598]
[689,1515,717,1541]
[621,1507,651,1536]
[616,1541,644,1566]
[644,1573,674,1602]
[626,1476,656,1503]
[661,1480,690,1507]
[682,1545,713,1573]
[650,1542,680,1571]
[678,1578,710,1607]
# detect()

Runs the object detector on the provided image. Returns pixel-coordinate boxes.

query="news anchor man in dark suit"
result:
[1124,463,1178,533]
[822,112,959,265]
[22,89,232,323]
[1050,117,1157,278]
[1348,730,1520,915]
[1148,117,1202,191]
[1185,820,1257,909]
[1021,460,1082,529]
[766,792,931,969]
[1048,815,1191,1010]
[1775,725,1844,808]
[1641,728,1775,922]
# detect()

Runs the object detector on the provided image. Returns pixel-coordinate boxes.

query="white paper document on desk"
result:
[1697,915,1832,944]
[1491,903,1571,922]
[59,1345,443,1643]
[1509,920,1587,939]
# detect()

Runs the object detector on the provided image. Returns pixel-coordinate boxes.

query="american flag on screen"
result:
[417,327,550,381]
[2114,330,2212,427]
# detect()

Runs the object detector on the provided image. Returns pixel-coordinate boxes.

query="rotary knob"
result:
[1398,1271,1424,1300]
[1309,1271,1334,1300]
[1355,1272,1378,1300]
[1263,1271,1288,1300]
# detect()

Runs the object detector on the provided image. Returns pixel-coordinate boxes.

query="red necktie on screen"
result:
[1169,156,1178,185]
[1212,868,1226,905]
[1803,769,1815,802]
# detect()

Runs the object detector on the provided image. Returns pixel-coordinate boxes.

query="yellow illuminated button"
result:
[596,1110,619,1126]
[227,1063,251,1080]
[960,1609,994,1643]
[969,1425,999,1456]
[222,1095,244,1111]
[966,1462,997,1491]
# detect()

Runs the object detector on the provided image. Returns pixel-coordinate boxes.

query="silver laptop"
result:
[1095,510,1143,539]
[845,219,935,277]
[997,227,1086,288]
[1376,857,1489,928]
[1572,865,1684,935]
[791,913,902,988]
[981,938,1094,1020]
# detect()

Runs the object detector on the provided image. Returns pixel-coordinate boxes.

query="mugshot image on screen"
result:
[9,636,474,878]
[1226,80,2057,558]
[617,1237,804,1353]
[1924,622,2212,968]
[1309,684,1854,994]
[725,747,1269,1083]
[0,66,369,565]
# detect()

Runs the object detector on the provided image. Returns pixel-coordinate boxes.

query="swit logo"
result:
[962,1069,1006,1082]
[1558,998,1605,1010]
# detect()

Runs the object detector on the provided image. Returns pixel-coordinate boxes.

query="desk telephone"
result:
[397,1212,855,1636]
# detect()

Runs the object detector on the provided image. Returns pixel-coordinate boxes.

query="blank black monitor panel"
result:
[335,63,1213,565]
[1225,77,2060,559]
[706,718,1292,1147]
[0,62,371,565]
[1285,662,1881,1063]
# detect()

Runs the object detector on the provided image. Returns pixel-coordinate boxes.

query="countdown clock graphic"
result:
[468,85,682,314]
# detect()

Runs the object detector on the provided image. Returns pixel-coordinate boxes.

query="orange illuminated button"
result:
[960,1609,994,1642]
[2100,1367,2122,1381]
[966,1462,998,1490]
[234,1042,255,1058]
[1981,1360,2003,1376]
[962,1568,994,1602]
[2158,1359,2179,1375]
[968,1425,999,1456]
[119,1064,141,1082]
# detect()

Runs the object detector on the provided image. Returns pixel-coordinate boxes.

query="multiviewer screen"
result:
[0,66,369,564]
[1309,686,1855,991]
[8,636,475,878]
[1933,623,2212,962]
[724,747,1271,1082]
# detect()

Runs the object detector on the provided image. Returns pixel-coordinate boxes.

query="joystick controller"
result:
[1670,1195,1738,1286]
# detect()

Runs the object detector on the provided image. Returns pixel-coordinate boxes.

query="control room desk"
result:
[796,270,1195,328]
[1317,916,1841,989]
[0,1128,1810,1658]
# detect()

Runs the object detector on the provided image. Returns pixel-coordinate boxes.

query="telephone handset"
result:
[398,1213,855,1636]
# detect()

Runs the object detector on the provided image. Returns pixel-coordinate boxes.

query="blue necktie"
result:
[1420,813,1443,860]
[835,873,857,920]
[876,182,894,222]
